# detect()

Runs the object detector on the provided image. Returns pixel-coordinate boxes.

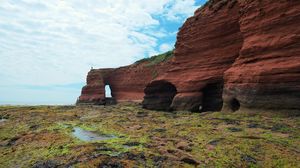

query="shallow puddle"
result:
[72,127,117,141]
[0,119,7,123]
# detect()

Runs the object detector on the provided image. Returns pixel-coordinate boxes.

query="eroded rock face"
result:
[78,0,300,113]
[77,69,113,105]
[77,59,171,105]
[145,0,244,111]
[143,0,300,112]
[142,80,177,111]
[223,0,300,111]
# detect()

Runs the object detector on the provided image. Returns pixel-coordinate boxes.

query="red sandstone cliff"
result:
[77,52,172,105]
[78,0,300,113]
[143,0,300,112]
[223,0,300,111]
[143,0,243,111]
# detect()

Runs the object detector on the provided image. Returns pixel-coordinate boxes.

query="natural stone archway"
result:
[142,80,177,111]
[201,82,224,112]
[104,83,116,105]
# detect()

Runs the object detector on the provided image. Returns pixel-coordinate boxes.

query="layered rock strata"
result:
[78,0,300,113]
[77,55,172,105]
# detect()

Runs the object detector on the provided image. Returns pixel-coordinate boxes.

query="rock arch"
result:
[103,81,116,105]
[142,80,177,111]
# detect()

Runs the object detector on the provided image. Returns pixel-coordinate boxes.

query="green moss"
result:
[151,70,158,79]
[0,105,299,167]
[134,50,173,66]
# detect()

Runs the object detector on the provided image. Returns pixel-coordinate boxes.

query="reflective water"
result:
[0,119,7,123]
[72,127,116,141]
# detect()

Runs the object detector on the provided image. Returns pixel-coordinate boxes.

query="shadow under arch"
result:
[142,80,177,111]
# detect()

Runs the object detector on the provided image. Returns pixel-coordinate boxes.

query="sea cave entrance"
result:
[201,82,224,112]
[142,80,177,111]
[229,98,240,112]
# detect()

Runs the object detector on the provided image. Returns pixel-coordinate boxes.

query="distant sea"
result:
[0,101,75,106]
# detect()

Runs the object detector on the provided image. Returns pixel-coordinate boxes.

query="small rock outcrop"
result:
[77,0,300,113]
[77,69,113,105]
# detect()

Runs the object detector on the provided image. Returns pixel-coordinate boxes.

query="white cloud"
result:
[0,0,199,104]
[159,43,174,53]
[165,0,199,21]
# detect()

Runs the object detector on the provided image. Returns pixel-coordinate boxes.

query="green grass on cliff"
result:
[134,50,173,66]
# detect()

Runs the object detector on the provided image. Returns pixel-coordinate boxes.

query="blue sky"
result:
[0,0,206,105]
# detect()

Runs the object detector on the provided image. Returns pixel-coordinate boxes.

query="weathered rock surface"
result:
[144,0,300,112]
[142,80,177,111]
[223,0,300,111]
[77,69,113,105]
[78,0,300,113]
[144,0,244,111]
[77,56,171,105]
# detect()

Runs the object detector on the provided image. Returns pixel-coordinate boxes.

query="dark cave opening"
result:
[201,82,224,112]
[230,98,240,112]
[142,80,177,111]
